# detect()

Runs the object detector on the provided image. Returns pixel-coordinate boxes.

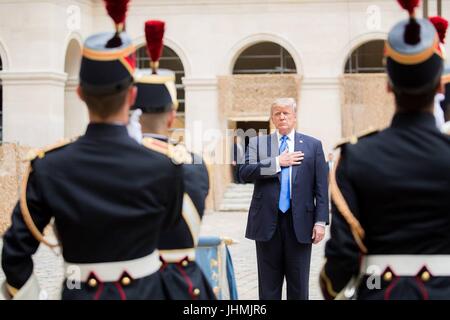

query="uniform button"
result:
[181,260,189,267]
[121,276,131,286]
[88,278,98,288]
[193,288,201,296]
[383,271,393,282]
[421,271,431,282]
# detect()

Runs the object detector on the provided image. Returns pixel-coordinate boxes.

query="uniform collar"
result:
[276,129,295,141]
[143,133,169,142]
[391,112,438,130]
[85,123,129,138]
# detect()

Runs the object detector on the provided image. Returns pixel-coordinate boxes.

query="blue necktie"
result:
[278,135,290,213]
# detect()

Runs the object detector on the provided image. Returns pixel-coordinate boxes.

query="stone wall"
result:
[0,143,31,234]
[340,74,395,137]
[218,74,302,121]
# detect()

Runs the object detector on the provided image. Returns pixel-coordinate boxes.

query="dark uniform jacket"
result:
[321,112,450,300]
[146,135,216,300]
[1,124,183,300]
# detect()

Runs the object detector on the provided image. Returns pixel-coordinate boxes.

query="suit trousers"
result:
[255,209,312,300]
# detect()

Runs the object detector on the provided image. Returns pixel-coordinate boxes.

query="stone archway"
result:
[340,38,394,137]
[221,40,301,136]
[64,38,87,138]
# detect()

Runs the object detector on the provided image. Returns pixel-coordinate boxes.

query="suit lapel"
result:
[270,133,281,182]
[292,132,302,183]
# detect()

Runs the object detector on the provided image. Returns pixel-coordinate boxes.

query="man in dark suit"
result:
[239,98,329,300]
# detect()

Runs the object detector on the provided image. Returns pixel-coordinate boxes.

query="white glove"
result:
[434,93,445,130]
[442,121,450,135]
[127,109,143,144]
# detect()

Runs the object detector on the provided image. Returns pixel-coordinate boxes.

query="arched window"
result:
[233,42,297,74]
[0,55,3,144]
[136,46,185,113]
[345,40,385,74]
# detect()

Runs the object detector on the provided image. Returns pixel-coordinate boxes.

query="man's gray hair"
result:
[271,98,297,114]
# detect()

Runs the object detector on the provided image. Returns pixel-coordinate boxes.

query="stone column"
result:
[183,77,226,212]
[182,77,220,155]
[1,71,67,148]
[64,76,88,139]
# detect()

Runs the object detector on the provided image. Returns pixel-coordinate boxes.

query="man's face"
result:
[271,105,297,135]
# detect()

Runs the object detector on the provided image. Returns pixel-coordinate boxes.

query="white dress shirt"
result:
[274,129,325,227]
[275,129,295,196]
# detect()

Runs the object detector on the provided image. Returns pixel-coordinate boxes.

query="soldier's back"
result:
[2,124,183,300]
[345,113,450,254]
[34,124,181,262]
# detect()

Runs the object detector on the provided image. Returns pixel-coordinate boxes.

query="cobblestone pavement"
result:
[0,211,327,300]
[200,211,326,300]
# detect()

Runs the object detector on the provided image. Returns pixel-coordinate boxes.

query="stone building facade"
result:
[0,0,448,213]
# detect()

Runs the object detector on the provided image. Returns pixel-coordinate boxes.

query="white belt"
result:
[64,250,161,282]
[160,248,196,263]
[361,255,450,276]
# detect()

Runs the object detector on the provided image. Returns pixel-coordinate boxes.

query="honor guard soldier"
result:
[130,20,216,300]
[320,0,450,300]
[1,0,183,300]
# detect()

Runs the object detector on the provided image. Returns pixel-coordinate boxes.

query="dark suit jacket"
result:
[239,132,329,243]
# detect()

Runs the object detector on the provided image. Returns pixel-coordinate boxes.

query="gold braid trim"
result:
[319,263,338,299]
[20,164,58,248]
[20,138,75,249]
[142,137,169,155]
[330,156,368,253]
[142,137,193,165]
[6,283,19,298]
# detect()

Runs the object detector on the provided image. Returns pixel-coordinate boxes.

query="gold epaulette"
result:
[442,73,450,85]
[142,137,193,165]
[24,138,76,162]
[142,136,169,156]
[169,142,193,165]
[334,127,379,149]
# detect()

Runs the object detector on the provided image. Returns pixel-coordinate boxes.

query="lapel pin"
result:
[299,140,303,143]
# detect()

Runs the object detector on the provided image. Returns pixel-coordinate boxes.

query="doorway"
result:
[235,121,270,150]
